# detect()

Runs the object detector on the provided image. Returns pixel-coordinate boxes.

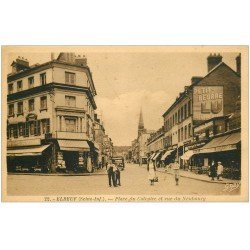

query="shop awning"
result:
[181,150,195,160]
[196,132,240,154]
[152,152,161,160]
[161,149,175,161]
[58,140,90,152]
[7,145,50,157]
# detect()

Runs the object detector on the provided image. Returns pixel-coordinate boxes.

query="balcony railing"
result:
[54,131,87,140]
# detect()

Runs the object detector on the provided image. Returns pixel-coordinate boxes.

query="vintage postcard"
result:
[1,46,248,202]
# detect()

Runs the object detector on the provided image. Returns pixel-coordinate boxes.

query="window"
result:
[188,123,192,137]
[184,125,187,140]
[184,104,187,119]
[175,112,177,124]
[40,73,46,85]
[13,124,18,138]
[65,118,76,132]
[8,104,14,116]
[18,123,24,137]
[17,102,23,114]
[29,122,35,135]
[178,129,180,142]
[181,127,183,141]
[29,99,35,112]
[8,84,13,94]
[188,100,191,116]
[28,77,34,88]
[181,107,184,120]
[40,96,47,110]
[65,96,76,107]
[17,80,23,91]
[41,119,50,134]
[65,72,76,85]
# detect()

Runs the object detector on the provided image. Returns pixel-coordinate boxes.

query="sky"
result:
[7,49,239,146]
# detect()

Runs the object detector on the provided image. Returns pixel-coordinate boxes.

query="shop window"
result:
[29,99,35,112]
[40,73,46,85]
[65,95,76,107]
[8,84,13,94]
[28,77,34,88]
[65,72,76,85]
[10,126,14,138]
[17,80,23,92]
[8,104,14,116]
[40,96,47,110]
[17,102,23,115]
[65,118,76,132]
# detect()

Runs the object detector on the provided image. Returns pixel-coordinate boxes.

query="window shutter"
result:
[25,122,29,137]
[7,126,9,139]
[34,121,38,135]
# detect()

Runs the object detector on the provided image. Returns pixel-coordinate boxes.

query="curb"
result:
[156,169,240,185]
[8,172,107,177]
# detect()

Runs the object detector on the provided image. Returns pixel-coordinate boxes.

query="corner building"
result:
[7,53,98,173]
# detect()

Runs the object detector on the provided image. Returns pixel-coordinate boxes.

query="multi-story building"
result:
[103,135,114,161]
[146,127,165,166]
[162,53,241,168]
[94,113,107,167]
[7,53,99,173]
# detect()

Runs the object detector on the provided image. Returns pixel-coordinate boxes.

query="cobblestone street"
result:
[7,163,240,196]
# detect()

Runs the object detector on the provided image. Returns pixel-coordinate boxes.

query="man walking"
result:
[210,160,217,181]
[107,161,117,187]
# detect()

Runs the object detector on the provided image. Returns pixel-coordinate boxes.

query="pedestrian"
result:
[147,158,156,186]
[107,161,117,187]
[114,164,121,186]
[217,161,224,181]
[172,159,180,185]
[210,160,217,181]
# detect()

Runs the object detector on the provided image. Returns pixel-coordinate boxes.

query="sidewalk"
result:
[8,168,107,176]
[156,168,240,184]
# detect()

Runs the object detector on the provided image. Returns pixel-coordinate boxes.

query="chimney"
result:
[51,53,56,61]
[75,55,87,67]
[207,53,222,72]
[191,76,203,85]
[236,53,241,76]
[11,56,30,73]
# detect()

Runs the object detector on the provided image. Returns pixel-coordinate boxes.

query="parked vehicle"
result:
[112,156,125,170]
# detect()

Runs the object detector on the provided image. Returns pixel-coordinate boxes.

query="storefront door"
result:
[63,151,78,171]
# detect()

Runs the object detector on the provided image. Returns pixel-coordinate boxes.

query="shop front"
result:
[161,147,177,167]
[7,144,52,172]
[193,131,241,179]
[57,139,91,173]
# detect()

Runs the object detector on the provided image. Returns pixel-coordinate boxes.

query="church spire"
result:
[138,108,145,136]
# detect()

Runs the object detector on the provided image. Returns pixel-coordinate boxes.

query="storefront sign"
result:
[26,113,37,121]
[194,121,213,133]
[193,86,223,121]
[7,138,41,147]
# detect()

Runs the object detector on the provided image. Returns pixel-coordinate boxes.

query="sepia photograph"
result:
[1,46,248,202]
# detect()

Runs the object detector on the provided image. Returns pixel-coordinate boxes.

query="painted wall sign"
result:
[193,86,223,121]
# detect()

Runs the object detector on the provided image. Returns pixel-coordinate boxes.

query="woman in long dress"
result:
[147,158,156,185]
